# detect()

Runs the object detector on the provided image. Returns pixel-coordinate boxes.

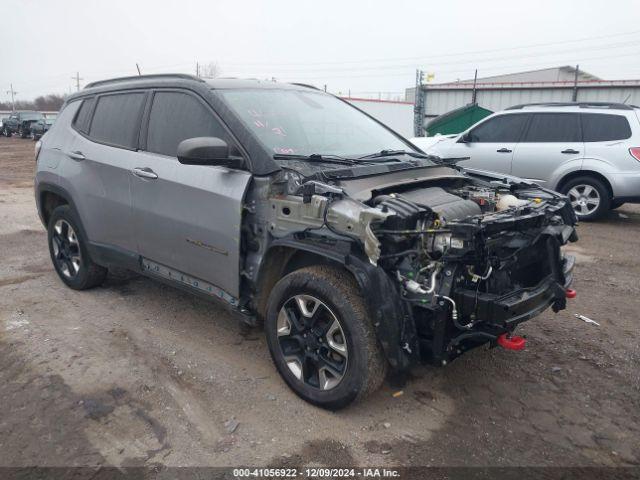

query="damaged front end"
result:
[248,166,578,374]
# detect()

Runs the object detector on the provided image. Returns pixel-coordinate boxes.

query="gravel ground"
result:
[0,136,638,469]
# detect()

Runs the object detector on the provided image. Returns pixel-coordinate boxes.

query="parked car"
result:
[30,117,56,140]
[3,110,45,138]
[413,102,640,220]
[0,115,8,133]
[35,75,577,409]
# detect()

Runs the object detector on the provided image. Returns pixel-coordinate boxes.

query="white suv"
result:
[414,102,640,220]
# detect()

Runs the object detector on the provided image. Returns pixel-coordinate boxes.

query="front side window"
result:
[581,113,632,142]
[146,91,229,157]
[523,113,581,142]
[216,89,411,157]
[468,114,528,143]
[89,92,146,148]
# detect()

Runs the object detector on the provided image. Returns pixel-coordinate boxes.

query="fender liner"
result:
[268,237,418,375]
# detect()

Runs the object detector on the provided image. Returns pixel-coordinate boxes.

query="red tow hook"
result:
[565,288,577,299]
[497,333,526,351]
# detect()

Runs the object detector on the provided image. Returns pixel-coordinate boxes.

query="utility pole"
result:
[471,69,478,104]
[6,84,17,110]
[572,64,580,102]
[414,69,425,137]
[136,63,142,76]
[72,72,83,92]
[196,62,199,77]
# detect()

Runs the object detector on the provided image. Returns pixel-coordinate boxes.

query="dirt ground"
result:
[0,136,638,469]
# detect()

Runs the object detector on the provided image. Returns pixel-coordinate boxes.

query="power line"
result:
[221,29,640,67]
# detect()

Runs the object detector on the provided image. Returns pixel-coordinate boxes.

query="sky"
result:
[2,0,640,103]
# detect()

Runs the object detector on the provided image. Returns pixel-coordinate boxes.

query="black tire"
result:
[611,200,625,210]
[265,265,387,410]
[18,127,26,139]
[30,131,36,141]
[4,128,11,137]
[560,176,611,221]
[47,205,107,290]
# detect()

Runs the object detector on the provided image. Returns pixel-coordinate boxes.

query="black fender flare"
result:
[267,237,418,375]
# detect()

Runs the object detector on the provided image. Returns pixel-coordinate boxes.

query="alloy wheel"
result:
[51,219,81,278]
[276,295,348,391]
[568,184,600,216]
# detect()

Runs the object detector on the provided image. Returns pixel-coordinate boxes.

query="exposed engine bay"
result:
[244,165,577,373]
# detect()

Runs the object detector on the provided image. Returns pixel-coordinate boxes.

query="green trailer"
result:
[425,103,492,136]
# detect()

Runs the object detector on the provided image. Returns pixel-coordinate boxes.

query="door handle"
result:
[496,148,512,153]
[131,167,158,180]
[561,149,580,154]
[67,150,86,161]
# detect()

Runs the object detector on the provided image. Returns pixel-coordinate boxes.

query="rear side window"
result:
[73,97,95,133]
[89,92,146,149]
[581,113,632,142]
[523,113,581,142]
[146,91,229,157]
[469,114,528,142]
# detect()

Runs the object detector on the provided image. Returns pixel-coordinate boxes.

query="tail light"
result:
[630,147,640,162]
[35,140,42,162]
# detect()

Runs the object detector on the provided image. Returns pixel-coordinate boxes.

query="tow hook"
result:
[565,288,577,299]
[497,333,526,351]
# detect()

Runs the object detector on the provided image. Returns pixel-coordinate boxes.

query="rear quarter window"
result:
[581,113,632,142]
[73,97,95,134]
[88,92,146,149]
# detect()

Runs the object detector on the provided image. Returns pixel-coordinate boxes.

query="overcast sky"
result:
[2,0,640,102]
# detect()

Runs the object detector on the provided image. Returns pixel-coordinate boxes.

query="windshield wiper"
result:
[273,153,356,165]
[358,149,432,160]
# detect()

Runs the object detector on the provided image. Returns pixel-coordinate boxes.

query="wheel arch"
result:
[556,170,614,200]
[254,237,417,375]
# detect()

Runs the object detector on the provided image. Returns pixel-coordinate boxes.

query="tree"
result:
[199,62,222,79]
[0,93,66,111]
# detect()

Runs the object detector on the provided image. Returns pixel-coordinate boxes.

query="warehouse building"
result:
[406,66,640,136]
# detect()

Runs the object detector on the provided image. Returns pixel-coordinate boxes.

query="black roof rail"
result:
[85,73,205,89]
[290,82,321,91]
[506,102,636,111]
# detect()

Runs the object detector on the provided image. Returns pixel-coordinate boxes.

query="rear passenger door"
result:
[63,92,146,253]
[131,90,251,299]
[447,113,529,174]
[511,113,583,185]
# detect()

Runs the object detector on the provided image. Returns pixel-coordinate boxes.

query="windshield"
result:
[216,89,413,157]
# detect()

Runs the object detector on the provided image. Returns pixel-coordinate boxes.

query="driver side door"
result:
[445,113,530,175]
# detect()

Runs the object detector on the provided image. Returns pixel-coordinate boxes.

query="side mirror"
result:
[177,137,244,169]
[459,132,472,143]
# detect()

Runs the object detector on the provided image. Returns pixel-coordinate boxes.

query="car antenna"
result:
[136,63,142,76]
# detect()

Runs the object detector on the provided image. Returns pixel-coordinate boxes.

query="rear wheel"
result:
[265,265,386,410]
[561,176,610,221]
[48,205,107,290]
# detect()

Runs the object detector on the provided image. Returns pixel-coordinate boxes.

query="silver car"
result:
[34,75,577,409]
[416,102,640,220]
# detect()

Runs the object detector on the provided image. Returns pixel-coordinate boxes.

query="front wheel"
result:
[265,265,387,410]
[561,176,611,221]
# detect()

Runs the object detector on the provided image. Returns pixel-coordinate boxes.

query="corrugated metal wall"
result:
[345,98,414,138]
[423,86,640,118]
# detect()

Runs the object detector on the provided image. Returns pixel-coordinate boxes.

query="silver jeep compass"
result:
[35,74,578,409]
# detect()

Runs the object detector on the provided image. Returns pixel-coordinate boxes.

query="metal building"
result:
[343,96,414,138]
[406,66,640,136]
